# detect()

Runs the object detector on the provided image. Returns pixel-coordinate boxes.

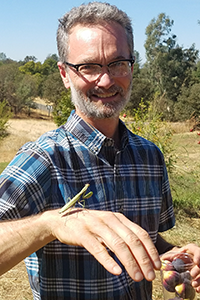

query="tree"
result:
[41,55,59,76]
[53,91,74,126]
[23,56,37,63]
[19,61,42,75]
[0,53,7,62]
[15,74,37,115]
[0,61,21,112]
[125,52,153,113]
[42,71,66,103]
[174,83,200,121]
[144,13,199,115]
[0,100,12,139]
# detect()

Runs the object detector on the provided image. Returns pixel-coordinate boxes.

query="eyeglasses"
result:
[64,59,135,81]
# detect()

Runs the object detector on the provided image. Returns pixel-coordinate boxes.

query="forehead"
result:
[67,23,130,62]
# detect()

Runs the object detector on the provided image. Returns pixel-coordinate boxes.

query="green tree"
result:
[41,54,59,76]
[23,56,37,63]
[125,52,153,113]
[19,61,42,75]
[53,91,74,126]
[42,71,66,103]
[15,74,37,115]
[174,83,200,121]
[0,100,12,139]
[192,60,200,82]
[0,61,21,112]
[127,100,176,174]
[144,13,199,118]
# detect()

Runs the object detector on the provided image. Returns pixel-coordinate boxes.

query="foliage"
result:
[0,100,12,139]
[126,63,153,112]
[144,13,199,118]
[125,100,176,174]
[42,71,66,104]
[0,12,200,123]
[15,74,38,116]
[0,162,9,174]
[52,91,74,126]
[174,83,200,121]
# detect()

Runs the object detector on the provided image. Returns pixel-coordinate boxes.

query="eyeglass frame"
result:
[64,58,135,80]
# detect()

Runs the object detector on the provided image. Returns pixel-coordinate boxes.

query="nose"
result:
[95,69,115,89]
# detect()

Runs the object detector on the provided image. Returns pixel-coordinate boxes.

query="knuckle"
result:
[140,255,151,267]
[112,236,127,250]
[137,229,150,240]
[125,232,141,247]
[148,246,159,257]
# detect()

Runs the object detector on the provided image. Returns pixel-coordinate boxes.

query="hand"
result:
[49,208,161,282]
[161,243,200,293]
[181,243,200,292]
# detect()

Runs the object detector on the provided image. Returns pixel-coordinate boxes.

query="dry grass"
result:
[0,117,200,299]
[0,116,57,300]
[0,117,57,162]
[0,262,33,300]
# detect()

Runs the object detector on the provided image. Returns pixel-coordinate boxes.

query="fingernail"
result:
[134,272,143,281]
[155,260,161,269]
[147,270,155,281]
[113,265,122,275]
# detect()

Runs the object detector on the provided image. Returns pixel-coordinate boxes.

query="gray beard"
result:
[69,77,132,119]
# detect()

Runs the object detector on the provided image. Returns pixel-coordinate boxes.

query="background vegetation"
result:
[0,12,199,129]
[0,11,200,300]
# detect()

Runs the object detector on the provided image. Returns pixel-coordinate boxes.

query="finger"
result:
[95,213,159,281]
[77,212,147,281]
[78,230,123,276]
[192,272,200,288]
[57,210,123,276]
[115,213,161,269]
[96,225,146,281]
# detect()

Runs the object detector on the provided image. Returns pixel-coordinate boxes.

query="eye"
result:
[110,61,127,69]
[79,64,100,74]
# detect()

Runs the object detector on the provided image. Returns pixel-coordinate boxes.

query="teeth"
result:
[94,92,116,98]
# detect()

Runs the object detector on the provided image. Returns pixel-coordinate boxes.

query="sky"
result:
[1,0,199,64]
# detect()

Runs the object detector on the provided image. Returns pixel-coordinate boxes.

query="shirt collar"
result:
[64,110,128,154]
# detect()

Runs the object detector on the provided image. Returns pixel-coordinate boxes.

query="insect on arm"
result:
[59,183,93,214]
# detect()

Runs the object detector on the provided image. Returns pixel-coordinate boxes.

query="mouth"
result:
[92,91,118,100]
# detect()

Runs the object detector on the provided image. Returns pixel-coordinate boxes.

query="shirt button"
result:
[115,167,119,175]
[94,146,98,152]
[119,206,124,213]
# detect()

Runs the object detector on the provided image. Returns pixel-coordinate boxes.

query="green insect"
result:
[59,183,93,214]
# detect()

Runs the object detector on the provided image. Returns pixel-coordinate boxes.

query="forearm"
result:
[0,211,55,276]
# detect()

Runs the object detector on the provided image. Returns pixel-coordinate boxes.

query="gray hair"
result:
[57,2,134,62]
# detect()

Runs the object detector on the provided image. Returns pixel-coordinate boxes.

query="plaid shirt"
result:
[0,111,175,300]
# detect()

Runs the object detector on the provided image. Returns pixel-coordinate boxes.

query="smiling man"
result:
[1,2,200,300]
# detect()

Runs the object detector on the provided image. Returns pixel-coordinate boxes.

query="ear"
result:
[131,64,134,73]
[57,62,70,89]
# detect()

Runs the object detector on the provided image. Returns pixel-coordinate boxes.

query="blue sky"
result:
[1,0,199,64]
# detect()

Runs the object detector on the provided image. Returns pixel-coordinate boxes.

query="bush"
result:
[124,100,176,174]
[52,91,74,126]
[0,100,12,139]
[174,83,200,121]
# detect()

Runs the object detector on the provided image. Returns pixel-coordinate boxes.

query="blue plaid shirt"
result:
[0,111,175,300]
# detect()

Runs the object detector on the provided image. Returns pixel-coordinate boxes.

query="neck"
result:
[75,108,120,146]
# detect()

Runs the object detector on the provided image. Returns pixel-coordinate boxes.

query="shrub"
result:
[124,100,176,174]
[0,100,12,139]
[52,91,74,126]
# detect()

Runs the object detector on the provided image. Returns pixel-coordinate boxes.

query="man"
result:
[0,2,200,300]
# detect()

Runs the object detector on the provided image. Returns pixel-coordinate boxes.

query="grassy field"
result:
[0,117,200,299]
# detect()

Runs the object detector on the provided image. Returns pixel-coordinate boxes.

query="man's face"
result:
[64,23,133,119]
